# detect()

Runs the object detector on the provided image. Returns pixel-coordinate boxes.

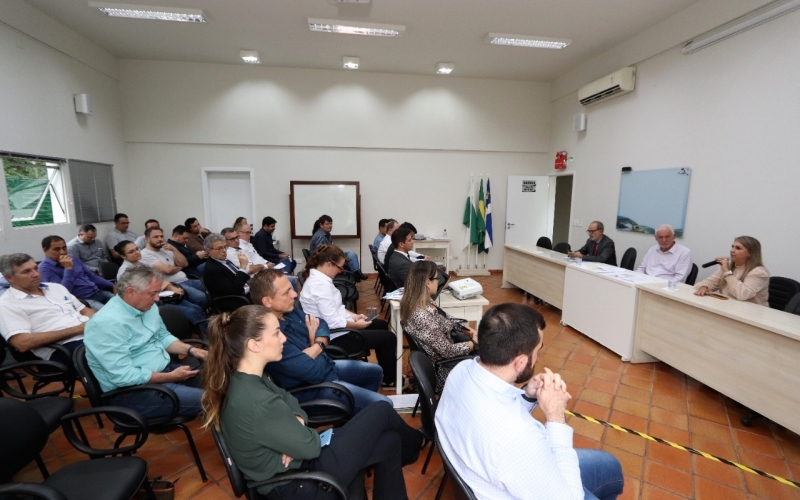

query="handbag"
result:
[135,477,179,500]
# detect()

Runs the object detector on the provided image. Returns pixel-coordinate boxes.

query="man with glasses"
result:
[202,233,251,299]
[237,221,298,290]
[221,227,266,276]
[568,221,617,266]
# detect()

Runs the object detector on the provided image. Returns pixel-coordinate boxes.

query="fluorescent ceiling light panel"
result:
[436,62,454,75]
[309,18,404,37]
[240,50,260,63]
[682,0,800,53]
[343,56,360,69]
[484,33,571,49]
[88,2,206,22]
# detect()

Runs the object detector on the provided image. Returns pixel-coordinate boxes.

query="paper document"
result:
[273,262,286,270]
[383,288,404,300]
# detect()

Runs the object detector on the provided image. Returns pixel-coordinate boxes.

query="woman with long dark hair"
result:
[202,305,422,499]
[694,236,769,305]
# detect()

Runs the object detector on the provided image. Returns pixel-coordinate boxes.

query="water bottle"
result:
[443,229,447,238]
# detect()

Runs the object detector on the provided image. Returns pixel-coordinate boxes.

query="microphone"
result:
[701,260,721,268]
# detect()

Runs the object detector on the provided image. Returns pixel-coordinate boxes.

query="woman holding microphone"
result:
[694,236,769,306]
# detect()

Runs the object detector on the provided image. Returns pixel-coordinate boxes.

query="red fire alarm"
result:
[555,151,568,170]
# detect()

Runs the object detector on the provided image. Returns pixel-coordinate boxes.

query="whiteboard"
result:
[290,181,360,238]
[616,167,691,237]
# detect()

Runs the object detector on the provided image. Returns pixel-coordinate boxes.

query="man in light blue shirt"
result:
[372,218,389,250]
[436,303,624,500]
[84,265,207,419]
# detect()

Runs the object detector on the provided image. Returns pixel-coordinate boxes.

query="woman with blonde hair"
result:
[202,305,422,499]
[400,261,477,392]
[694,236,769,305]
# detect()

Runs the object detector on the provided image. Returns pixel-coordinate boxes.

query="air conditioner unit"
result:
[578,67,636,106]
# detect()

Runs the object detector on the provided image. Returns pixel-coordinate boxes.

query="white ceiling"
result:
[25,0,701,82]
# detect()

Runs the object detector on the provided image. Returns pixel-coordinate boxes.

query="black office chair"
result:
[286,381,355,428]
[0,336,77,398]
[158,304,205,340]
[0,398,155,500]
[73,345,208,482]
[211,426,364,500]
[620,247,637,270]
[98,261,120,282]
[553,242,571,254]
[302,248,311,262]
[536,236,552,250]
[376,262,398,312]
[408,351,440,476]
[199,275,251,314]
[767,277,800,311]
[435,432,478,500]
[368,244,382,293]
[785,293,800,316]
[685,263,699,286]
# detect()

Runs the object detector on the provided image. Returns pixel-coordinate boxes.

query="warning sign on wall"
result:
[522,180,537,192]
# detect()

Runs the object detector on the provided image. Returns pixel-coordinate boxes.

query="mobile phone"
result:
[319,429,333,447]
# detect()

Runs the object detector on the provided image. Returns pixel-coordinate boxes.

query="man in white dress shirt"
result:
[636,224,692,282]
[222,227,266,276]
[235,223,299,290]
[436,303,623,500]
[376,219,398,263]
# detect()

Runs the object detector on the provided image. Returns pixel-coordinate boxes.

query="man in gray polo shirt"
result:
[106,213,138,263]
[67,224,109,274]
[139,227,208,309]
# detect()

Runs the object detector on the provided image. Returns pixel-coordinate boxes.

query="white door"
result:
[505,176,550,246]
[202,169,255,233]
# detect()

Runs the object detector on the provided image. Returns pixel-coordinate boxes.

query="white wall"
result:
[0,1,126,257]
[550,8,800,280]
[120,60,552,269]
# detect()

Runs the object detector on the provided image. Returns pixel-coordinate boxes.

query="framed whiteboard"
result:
[290,181,361,238]
[616,167,691,237]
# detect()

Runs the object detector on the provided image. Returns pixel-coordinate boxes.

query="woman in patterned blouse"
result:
[694,236,770,306]
[400,261,478,392]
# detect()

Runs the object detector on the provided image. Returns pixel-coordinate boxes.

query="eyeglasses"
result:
[211,245,226,252]
[240,231,252,235]
[333,262,345,272]
[586,229,600,234]
[225,236,239,242]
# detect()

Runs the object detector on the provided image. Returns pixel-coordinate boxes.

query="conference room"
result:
[1,0,800,499]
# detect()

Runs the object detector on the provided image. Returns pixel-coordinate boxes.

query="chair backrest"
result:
[72,345,106,409]
[436,433,478,500]
[408,352,438,439]
[376,262,397,294]
[785,293,800,315]
[368,244,379,271]
[211,427,249,498]
[159,305,196,340]
[535,236,552,250]
[620,247,637,271]
[768,277,800,311]
[0,398,49,483]
[98,261,121,282]
[404,332,424,353]
[684,263,699,286]
[302,248,311,262]
[553,242,571,254]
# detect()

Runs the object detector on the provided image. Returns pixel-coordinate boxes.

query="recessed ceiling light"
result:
[436,62,454,75]
[240,50,260,64]
[88,2,206,22]
[343,56,360,69]
[309,18,405,37]
[484,33,571,49]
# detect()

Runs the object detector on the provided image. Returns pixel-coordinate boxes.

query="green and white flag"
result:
[462,178,478,250]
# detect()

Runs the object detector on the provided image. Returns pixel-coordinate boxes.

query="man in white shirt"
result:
[235,222,298,290]
[139,227,208,309]
[636,224,692,282]
[436,303,624,500]
[376,219,398,263]
[0,253,95,367]
[221,227,266,276]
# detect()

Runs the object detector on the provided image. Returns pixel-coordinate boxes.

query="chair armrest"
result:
[184,338,209,349]
[325,330,368,360]
[0,360,70,399]
[434,354,476,370]
[248,470,348,500]
[288,381,355,408]
[62,406,149,458]
[0,483,68,500]
[102,384,180,425]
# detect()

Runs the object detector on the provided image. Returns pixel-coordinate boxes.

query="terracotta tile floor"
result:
[11,274,800,499]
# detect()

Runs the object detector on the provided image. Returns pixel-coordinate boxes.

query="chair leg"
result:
[412,397,420,418]
[177,423,208,482]
[95,413,105,429]
[35,454,49,479]
[141,477,157,500]
[434,471,448,500]
[421,440,436,475]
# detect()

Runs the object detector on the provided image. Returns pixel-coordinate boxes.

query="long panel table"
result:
[634,282,800,436]
[502,244,568,309]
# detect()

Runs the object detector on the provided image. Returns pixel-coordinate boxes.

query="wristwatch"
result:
[724,270,734,276]
[315,340,326,351]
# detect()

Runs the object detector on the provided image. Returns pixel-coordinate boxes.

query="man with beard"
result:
[436,303,624,500]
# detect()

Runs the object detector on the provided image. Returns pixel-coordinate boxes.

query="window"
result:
[68,160,117,224]
[2,154,68,228]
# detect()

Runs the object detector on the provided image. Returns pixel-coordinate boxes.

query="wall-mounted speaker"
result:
[74,94,92,115]
[573,113,586,131]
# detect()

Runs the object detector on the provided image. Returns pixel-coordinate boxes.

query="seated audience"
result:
[184,217,211,253]
[106,213,138,263]
[437,303,624,500]
[637,224,692,281]
[300,245,399,387]
[168,225,208,275]
[39,235,115,310]
[568,220,617,266]
[233,216,248,230]
[309,215,366,281]
[116,242,208,327]
[387,228,419,287]
[202,233,251,299]
[252,216,297,274]
[381,221,430,268]
[373,218,389,250]
[202,305,423,499]
[139,227,208,309]
[0,253,94,367]
[135,219,160,249]
[67,224,109,274]
[694,236,769,305]
[400,261,477,392]
[84,265,207,419]
[222,227,265,276]
[376,219,398,263]
[250,269,391,412]
[238,221,298,290]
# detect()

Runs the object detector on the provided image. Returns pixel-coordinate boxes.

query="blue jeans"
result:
[173,300,208,334]
[293,360,390,414]
[278,258,296,274]
[178,279,208,309]
[344,250,360,273]
[109,363,203,420]
[85,289,114,310]
[576,449,624,500]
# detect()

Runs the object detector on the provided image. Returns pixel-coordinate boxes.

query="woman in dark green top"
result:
[203,305,423,499]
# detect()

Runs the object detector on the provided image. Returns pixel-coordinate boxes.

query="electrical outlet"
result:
[451,256,458,261]
[572,218,583,227]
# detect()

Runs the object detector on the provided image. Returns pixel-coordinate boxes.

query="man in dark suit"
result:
[202,233,250,299]
[569,221,617,266]
[387,228,415,287]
